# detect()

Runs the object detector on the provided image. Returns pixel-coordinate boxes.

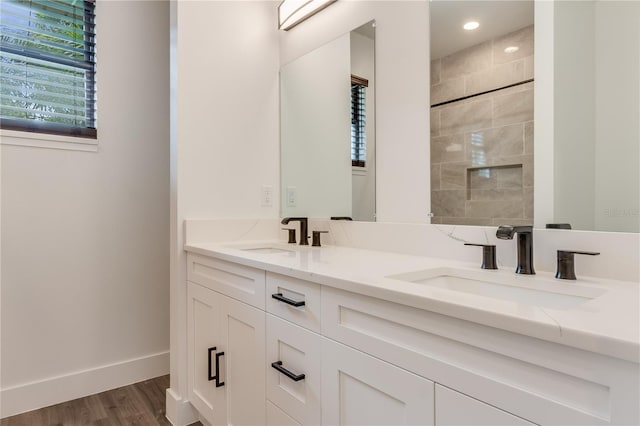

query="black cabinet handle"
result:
[215,351,225,387]
[271,293,305,307]
[208,347,216,381]
[271,361,306,381]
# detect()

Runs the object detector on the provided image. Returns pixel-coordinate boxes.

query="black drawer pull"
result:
[215,351,225,387]
[207,347,217,381]
[271,361,306,381]
[272,293,305,307]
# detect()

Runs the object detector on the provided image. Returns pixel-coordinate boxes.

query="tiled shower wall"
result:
[430,25,534,226]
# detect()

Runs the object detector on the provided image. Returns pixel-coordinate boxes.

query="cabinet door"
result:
[266,314,321,425]
[322,338,434,426]
[435,385,534,426]
[187,282,223,426]
[217,294,266,426]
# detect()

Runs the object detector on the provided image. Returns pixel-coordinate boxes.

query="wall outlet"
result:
[287,186,297,207]
[261,185,273,207]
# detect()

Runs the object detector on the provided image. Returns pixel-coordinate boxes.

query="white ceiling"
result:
[430,1,534,60]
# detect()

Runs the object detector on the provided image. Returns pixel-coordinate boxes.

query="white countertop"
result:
[185,240,640,363]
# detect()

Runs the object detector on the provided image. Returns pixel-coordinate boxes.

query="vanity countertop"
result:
[185,240,639,363]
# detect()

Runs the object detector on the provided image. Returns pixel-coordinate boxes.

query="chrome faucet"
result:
[496,225,535,275]
[281,217,308,245]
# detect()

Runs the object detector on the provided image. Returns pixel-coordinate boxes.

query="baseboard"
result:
[0,350,169,419]
[165,387,198,426]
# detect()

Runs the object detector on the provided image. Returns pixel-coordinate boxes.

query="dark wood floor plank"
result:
[0,376,202,426]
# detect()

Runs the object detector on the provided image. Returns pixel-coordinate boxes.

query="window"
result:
[351,74,367,167]
[0,0,97,138]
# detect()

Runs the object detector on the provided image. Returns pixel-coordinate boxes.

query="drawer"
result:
[187,253,265,309]
[322,286,618,426]
[435,384,534,425]
[266,272,321,332]
[267,401,301,426]
[266,314,321,425]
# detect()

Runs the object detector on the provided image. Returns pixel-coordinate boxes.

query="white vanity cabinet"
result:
[186,255,266,426]
[322,337,435,425]
[266,314,321,425]
[321,286,639,426]
[265,272,323,425]
[184,251,639,426]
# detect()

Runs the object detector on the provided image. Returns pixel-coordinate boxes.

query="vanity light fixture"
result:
[504,46,520,54]
[278,0,337,31]
[463,21,480,31]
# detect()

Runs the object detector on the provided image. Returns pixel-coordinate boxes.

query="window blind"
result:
[351,75,367,167]
[0,0,96,138]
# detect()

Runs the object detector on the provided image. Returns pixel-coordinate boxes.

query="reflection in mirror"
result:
[548,1,639,232]
[280,21,375,221]
[430,1,534,227]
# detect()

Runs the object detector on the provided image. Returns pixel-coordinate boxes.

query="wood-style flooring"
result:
[0,375,203,426]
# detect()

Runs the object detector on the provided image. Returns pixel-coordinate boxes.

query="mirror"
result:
[280,21,376,221]
[430,1,535,228]
[544,0,639,233]
[430,0,639,232]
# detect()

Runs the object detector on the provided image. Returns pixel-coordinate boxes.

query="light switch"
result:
[287,186,297,207]
[261,185,273,207]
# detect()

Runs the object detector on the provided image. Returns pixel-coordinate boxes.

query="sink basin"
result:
[386,268,606,310]
[240,246,294,254]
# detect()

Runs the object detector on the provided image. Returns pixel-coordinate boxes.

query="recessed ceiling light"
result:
[463,21,480,31]
[504,46,520,54]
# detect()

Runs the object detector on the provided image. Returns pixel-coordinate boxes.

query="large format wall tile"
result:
[524,56,534,80]
[497,166,523,189]
[440,162,468,189]
[469,188,524,202]
[431,133,465,163]
[440,99,492,135]
[465,60,525,96]
[466,199,524,219]
[438,216,493,226]
[493,89,534,127]
[524,121,534,154]
[465,123,525,162]
[441,41,492,80]
[431,77,465,105]
[524,187,534,219]
[430,25,534,227]
[431,164,441,191]
[432,190,466,217]
[431,59,441,85]
[493,25,534,65]
[431,109,440,137]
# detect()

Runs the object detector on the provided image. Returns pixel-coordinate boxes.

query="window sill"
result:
[352,166,368,176]
[0,129,98,152]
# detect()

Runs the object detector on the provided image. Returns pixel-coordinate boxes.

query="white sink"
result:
[386,268,606,310]
[240,247,294,254]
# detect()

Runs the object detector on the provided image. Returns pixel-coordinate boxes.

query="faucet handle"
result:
[464,243,498,270]
[282,228,296,244]
[312,231,329,247]
[555,250,600,280]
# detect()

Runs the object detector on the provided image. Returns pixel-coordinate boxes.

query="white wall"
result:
[0,0,170,418]
[279,1,430,223]
[168,1,280,423]
[351,30,376,222]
